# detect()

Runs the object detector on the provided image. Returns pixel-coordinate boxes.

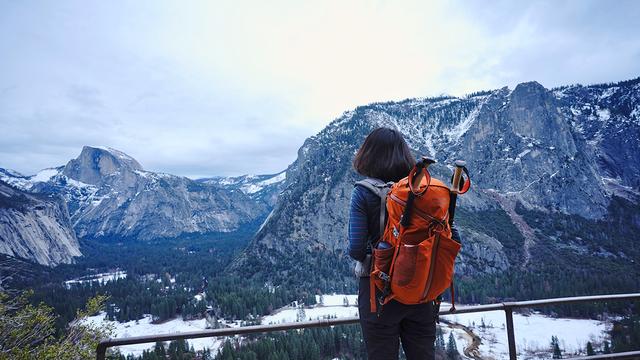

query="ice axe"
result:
[400,156,436,227]
[448,160,471,227]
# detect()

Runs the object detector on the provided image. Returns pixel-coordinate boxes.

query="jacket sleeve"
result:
[348,186,369,262]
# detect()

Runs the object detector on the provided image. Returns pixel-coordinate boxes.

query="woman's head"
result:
[353,127,415,183]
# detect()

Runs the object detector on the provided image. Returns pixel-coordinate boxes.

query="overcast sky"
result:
[1,0,639,178]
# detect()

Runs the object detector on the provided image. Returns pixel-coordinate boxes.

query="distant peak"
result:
[62,146,143,185]
[83,146,139,162]
[513,81,546,92]
[510,81,549,101]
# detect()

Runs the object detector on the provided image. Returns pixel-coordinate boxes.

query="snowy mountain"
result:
[232,78,640,290]
[0,180,80,266]
[0,146,269,247]
[198,171,286,208]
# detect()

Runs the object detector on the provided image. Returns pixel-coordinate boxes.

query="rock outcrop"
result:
[0,181,80,266]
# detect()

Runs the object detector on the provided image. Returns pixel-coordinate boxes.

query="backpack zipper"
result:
[389,193,446,224]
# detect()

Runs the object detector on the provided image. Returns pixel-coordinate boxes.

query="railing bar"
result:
[564,351,640,360]
[101,317,360,347]
[95,293,640,358]
[507,293,640,309]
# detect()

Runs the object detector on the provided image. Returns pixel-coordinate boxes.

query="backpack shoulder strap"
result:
[354,178,394,240]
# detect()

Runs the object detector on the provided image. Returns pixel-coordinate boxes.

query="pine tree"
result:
[446,332,459,359]
[586,341,595,355]
[435,327,446,349]
[154,341,166,357]
[296,307,306,322]
[603,340,611,354]
[551,336,562,359]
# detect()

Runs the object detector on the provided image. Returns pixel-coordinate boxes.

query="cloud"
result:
[0,0,639,177]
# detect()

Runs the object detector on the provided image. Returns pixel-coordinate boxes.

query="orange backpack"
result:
[356,158,470,314]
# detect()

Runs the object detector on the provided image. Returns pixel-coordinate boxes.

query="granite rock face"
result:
[0,181,80,266]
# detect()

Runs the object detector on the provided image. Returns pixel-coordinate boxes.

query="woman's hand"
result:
[451,226,462,244]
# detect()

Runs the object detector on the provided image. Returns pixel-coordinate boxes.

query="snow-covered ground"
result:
[316,294,358,306]
[84,293,609,359]
[84,313,228,357]
[64,271,127,289]
[261,294,358,324]
[441,304,608,359]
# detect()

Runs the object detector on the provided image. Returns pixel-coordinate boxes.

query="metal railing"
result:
[97,292,640,360]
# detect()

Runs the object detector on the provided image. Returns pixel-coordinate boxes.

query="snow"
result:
[30,168,59,182]
[83,313,224,357]
[316,294,358,306]
[444,106,481,142]
[260,172,286,186]
[261,304,358,325]
[242,184,262,194]
[1,168,24,177]
[134,170,150,178]
[596,108,611,121]
[257,208,276,232]
[64,271,127,289]
[0,173,31,189]
[94,146,136,161]
[442,307,608,358]
[242,172,286,194]
[65,177,94,189]
[570,107,581,116]
[598,87,618,99]
[516,149,531,161]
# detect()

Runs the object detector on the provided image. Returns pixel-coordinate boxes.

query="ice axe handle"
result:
[451,160,466,194]
[448,160,466,226]
[402,157,436,227]
[410,156,436,191]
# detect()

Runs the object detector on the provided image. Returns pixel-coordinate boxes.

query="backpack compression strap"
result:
[355,178,393,315]
[354,178,393,240]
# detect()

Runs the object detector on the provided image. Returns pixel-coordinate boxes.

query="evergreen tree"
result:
[603,340,611,354]
[154,341,166,358]
[446,332,459,359]
[586,341,595,355]
[296,307,306,322]
[435,327,446,349]
[551,336,562,359]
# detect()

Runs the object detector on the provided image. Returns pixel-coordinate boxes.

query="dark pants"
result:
[358,277,437,360]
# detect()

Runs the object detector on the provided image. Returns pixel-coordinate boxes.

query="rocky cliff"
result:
[0,181,80,266]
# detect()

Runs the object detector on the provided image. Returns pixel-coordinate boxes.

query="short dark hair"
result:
[353,127,415,183]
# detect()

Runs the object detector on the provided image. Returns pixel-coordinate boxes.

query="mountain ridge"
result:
[0,146,273,264]
[230,77,640,290]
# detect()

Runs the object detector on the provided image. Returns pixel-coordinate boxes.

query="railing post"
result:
[96,342,107,360]
[505,307,517,360]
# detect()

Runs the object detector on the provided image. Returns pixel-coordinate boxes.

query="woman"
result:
[349,127,458,360]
